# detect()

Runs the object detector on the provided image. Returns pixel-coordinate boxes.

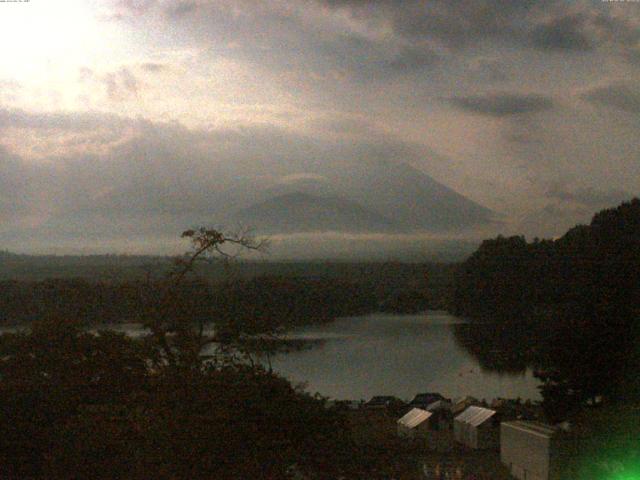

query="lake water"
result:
[269,311,541,402]
[0,311,541,402]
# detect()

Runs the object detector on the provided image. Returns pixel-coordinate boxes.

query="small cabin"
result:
[424,399,454,431]
[397,408,433,439]
[453,406,499,450]
[501,421,559,480]
[398,406,454,452]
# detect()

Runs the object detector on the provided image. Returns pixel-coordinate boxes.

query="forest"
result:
[0,229,429,479]
[453,198,640,420]
[0,260,455,327]
[450,199,640,478]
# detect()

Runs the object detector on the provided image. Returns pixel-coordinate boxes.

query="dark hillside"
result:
[452,198,640,420]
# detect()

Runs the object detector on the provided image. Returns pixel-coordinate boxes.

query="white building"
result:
[501,421,558,480]
[453,406,498,449]
[397,408,433,439]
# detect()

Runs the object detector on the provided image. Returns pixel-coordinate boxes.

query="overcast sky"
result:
[0,0,639,255]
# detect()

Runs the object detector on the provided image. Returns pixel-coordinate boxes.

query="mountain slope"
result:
[234,192,402,233]
[325,159,496,232]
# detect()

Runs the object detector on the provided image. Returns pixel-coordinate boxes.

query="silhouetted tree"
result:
[452,198,640,420]
[0,227,419,479]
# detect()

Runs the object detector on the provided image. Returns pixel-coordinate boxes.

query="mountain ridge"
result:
[234,191,402,234]
[231,158,497,234]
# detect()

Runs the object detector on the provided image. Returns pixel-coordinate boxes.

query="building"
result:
[451,396,479,416]
[397,407,453,451]
[397,408,433,439]
[501,421,559,480]
[425,399,452,413]
[364,395,405,410]
[409,392,445,410]
[453,406,499,449]
[424,399,453,431]
[325,399,362,411]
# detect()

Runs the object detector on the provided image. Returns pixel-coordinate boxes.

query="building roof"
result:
[366,395,402,407]
[455,406,496,427]
[502,421,556,438]
[426,399,451,412]
[453,396,478,404]
[368,395,398,403]
[398,408,432,429]
[410,392,444,405]
[451,396,479,414]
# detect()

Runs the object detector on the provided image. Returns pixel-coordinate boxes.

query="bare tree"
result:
[141,227,267,369]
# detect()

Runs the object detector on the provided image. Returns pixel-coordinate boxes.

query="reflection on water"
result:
[270,311,540,401]
[452,322,532,374]
[1,312,541,401]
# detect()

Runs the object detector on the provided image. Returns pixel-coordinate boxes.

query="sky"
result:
[0,0,639,256]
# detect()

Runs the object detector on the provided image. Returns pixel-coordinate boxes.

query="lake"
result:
[269,311,541,402]
[0,311,541,402]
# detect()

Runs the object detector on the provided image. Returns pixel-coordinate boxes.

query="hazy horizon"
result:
[1,1,639,257]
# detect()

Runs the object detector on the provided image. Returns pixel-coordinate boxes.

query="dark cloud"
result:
[102,0,639,100]
[396,1,537,48]
[378,45,440,73]
[448,93,553,116]
[107,0,640,69]
[320,35,440,80]
[526,6,640,58]
[176,3,442,85]
[317,0,640,65]
[317,0,540,48]
[581,82,640,114]
[530,14,593,51]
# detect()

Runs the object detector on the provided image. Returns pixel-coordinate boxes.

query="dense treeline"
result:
[0,229,426,479]
[0,279,146,325]
[0,277,373,327]
[453,198,640,420]
[0,251,453,283]
[0,318,423,479]
[0,264,452,326]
